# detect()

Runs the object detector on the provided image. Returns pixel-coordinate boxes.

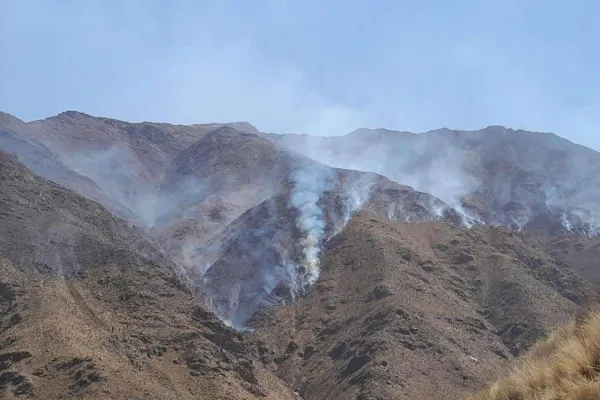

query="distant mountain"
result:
[270,126,600,235]
[9,110,259,225]
[0,112,138,221]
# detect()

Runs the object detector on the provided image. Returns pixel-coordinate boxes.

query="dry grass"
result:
[469,307,600,400]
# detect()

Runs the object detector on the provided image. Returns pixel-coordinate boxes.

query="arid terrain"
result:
[1,111,599,399]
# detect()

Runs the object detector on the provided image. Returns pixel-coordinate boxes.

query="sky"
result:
[1,0,599,149]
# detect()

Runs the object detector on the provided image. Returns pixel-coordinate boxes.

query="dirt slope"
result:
[0,150,297,399]
[252,209,589,400]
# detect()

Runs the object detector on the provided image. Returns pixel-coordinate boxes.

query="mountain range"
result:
[1,110,599,399]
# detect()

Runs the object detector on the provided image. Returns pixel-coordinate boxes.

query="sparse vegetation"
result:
[470,308,600,400]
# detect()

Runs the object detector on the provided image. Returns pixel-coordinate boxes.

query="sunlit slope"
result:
[469,308,600,400]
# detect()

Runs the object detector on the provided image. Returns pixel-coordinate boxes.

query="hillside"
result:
[0,150,297,399]
[200,172,463,327]
[1,111,600,399]
[0,112,136,222]
[251,208,589,400]
[468,309,600,399]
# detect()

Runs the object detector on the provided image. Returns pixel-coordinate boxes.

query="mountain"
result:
[200,170,463,327]
[12,111,259,226]
[251,209,588,400]
[270,126,600,235]
[0,149,298,399]
[2,112,467,325]
[0,112,137,222]
[2,111,600,399]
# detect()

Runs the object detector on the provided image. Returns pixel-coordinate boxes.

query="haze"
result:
[1,0,599,150]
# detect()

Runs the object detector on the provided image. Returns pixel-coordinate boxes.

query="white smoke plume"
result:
[289,163,334,286]
[341,172,376,223]
[561,213,574,233]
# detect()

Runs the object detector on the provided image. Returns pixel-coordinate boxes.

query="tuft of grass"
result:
[469,307,600,400]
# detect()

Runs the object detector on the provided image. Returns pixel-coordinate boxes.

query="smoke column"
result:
[289,163,333,286]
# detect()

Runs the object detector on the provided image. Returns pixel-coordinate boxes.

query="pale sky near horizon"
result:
[1,1,599,149]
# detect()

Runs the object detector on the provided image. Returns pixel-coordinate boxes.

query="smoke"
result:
[289,163,334,286]
[153,174,209,226]
[48,143,219,237]
[341,172,376,223]
[511,212,530,232]
[543,184,600,236]
[64,145,158,226]
[451,202,482,228]
[560,213,573,233]
[273,128,600,237]
[273,131,478,225]
[325,170,376,237]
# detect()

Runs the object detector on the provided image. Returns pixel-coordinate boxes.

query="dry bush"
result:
[469,284,600,400]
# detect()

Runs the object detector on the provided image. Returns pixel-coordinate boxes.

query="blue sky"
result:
[1,0,599,149]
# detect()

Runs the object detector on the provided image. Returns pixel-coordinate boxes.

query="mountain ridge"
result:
[1,110,600,399]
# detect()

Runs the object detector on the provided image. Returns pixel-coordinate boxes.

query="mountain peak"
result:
[223,121,260,134]
[55,110,94,119]
[347,127,416,138]
[0,111,26,126]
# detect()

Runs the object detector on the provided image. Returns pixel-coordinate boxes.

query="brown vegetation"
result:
[469,304,600,400]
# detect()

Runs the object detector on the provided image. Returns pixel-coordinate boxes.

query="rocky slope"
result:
[251,208,589,400]
[200,171,462,328]
[2,111,600,399]
[0,150,297,399]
